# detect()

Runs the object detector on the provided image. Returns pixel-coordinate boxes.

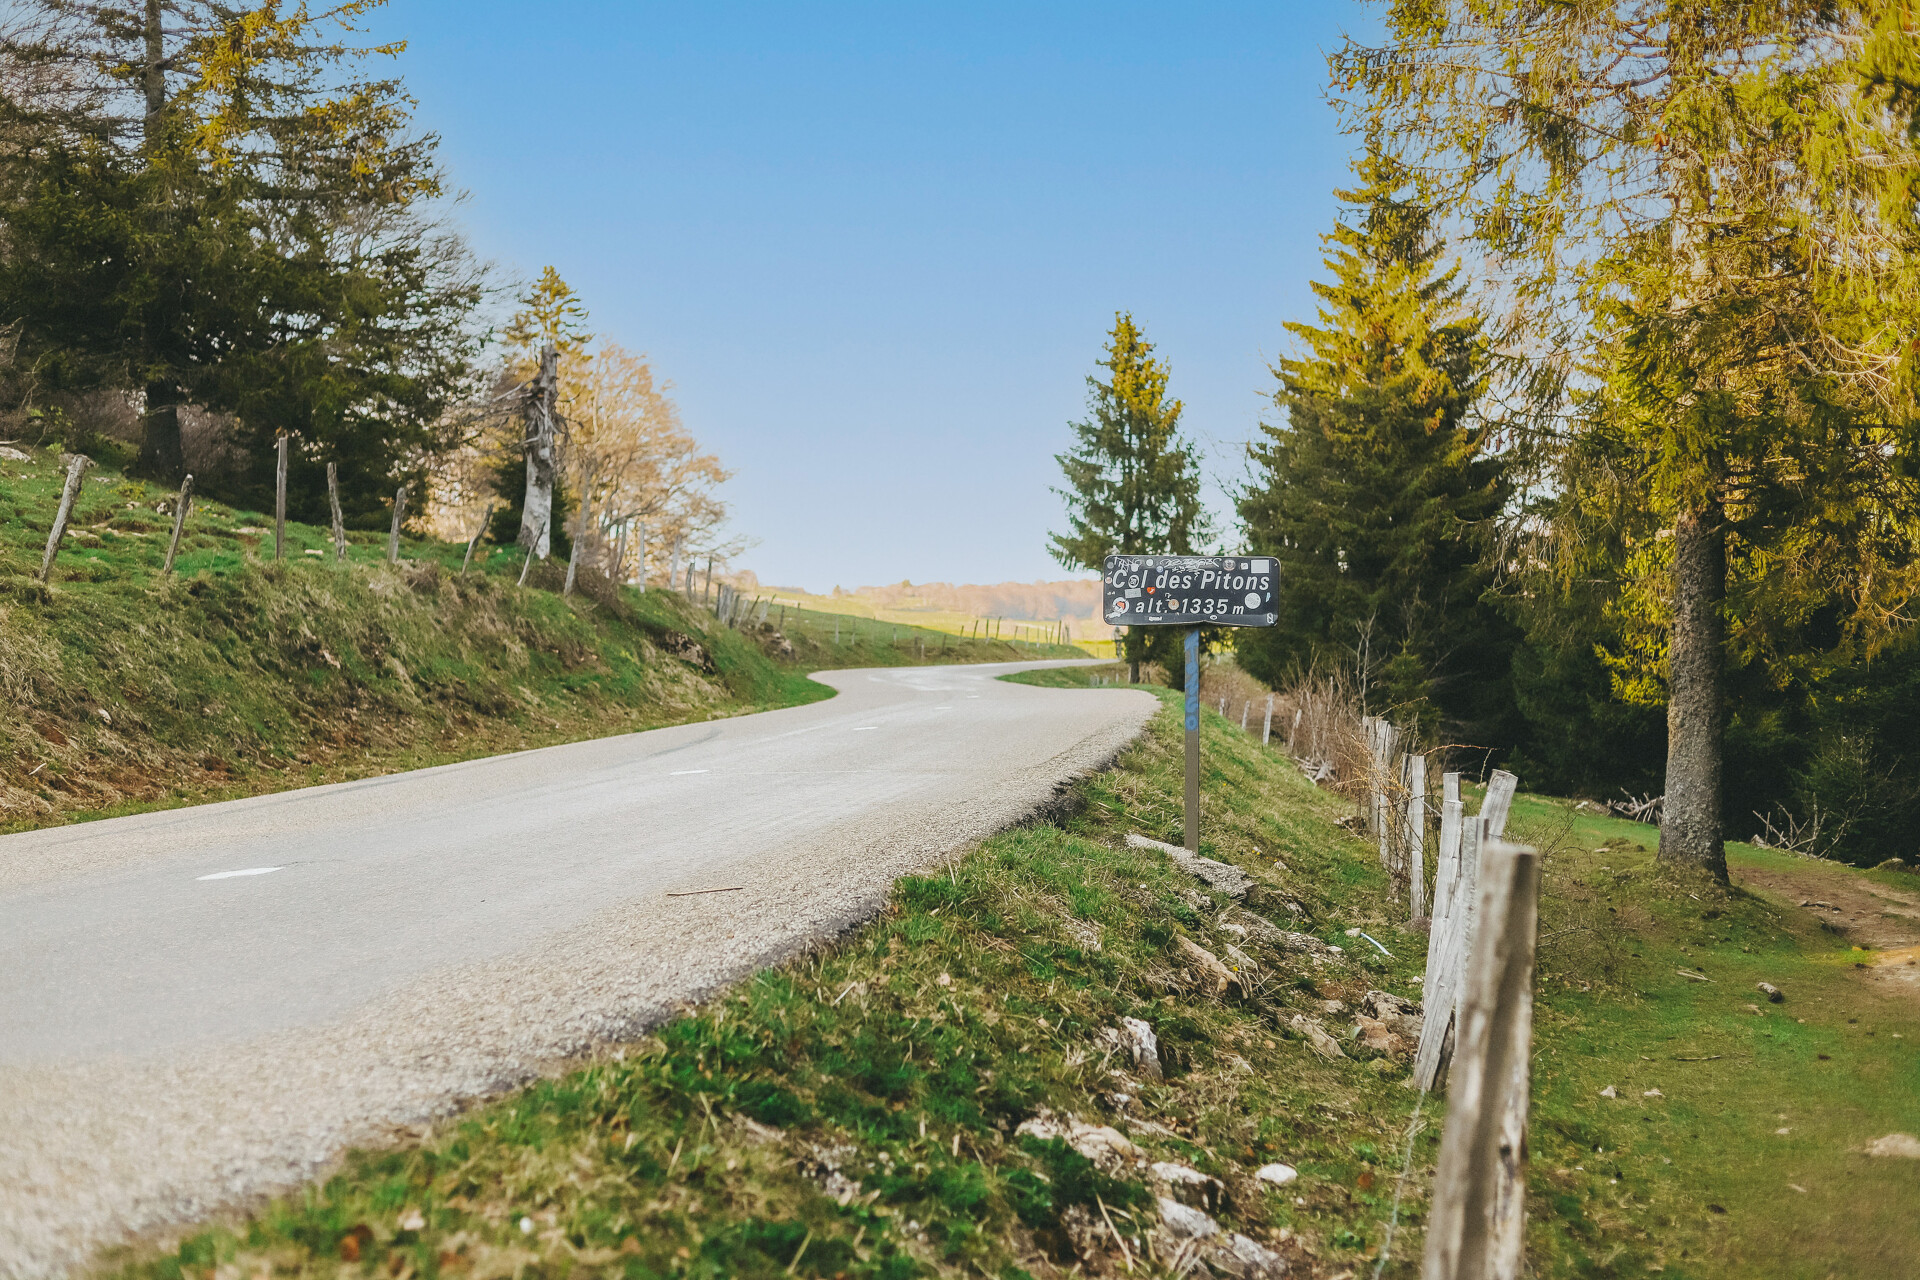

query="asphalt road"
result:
[0,659,1156,1279]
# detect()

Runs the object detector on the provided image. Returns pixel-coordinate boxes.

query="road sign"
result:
[1100,555,1279,854]
[1101,555,1278,628]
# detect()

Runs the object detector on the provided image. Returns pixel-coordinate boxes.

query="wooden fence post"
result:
[1263,694,1274,746]
[1481,769,1519,840]
[1373,721,1402,874]
[1414,769,1520,1091]
[273,434,288,561]
[326,462,348,561]
[461,501,495,574]
[563,477,593,597]
[1241,701,1250,732]
[162,474,194,574]
[1421,838,1541,1280]
[387,484,408,563]
[1408,751,1428,922]
[38,453,91,582]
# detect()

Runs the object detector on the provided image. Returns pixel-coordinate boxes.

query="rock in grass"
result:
[1864,1133,1920,1158]
[1151,1160,1223,1210]
[1255,1162,1299,1186]
[1128,832,1254,898]
[1352,1015,1406,1057]
[1015,1110,1144,1171]
[1209,1232,1289,1279]
[1120,1016,1163,1080]
[1179,936,1238,996]
[1874,857,1909,872]
[1156,1196,1220,1240]
[1361,989,1425,1039]
[1289,1013,1347,1060]
[1757,982,1785,1003]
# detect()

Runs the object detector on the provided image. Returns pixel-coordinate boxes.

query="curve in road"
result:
[0,659,1155,1279]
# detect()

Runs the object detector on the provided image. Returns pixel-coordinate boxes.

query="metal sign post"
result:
[1102,554,1280,852]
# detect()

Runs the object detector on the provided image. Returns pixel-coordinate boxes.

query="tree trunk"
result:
[137,381,185,482]
[1659,500,1727,880]
[519,344,558,557]
[143,0,165,124]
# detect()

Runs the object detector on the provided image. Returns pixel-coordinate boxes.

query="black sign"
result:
[1102,554,1278,628]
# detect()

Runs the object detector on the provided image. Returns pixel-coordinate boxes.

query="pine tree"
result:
[1237,149,1512,741]
[1050,314,1209,683]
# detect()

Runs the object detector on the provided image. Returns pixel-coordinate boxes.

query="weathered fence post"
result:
[1263,693,1274,746]
[1241,700,1250,732]
[387,484,408,563]
[273,434,288,561]
[162,474,195,574]
[1414,769,1521,1092]
[1421,837,1541,1280]
[461,501,495,574]
[1372,720,1402,874]
[1408,751,1429,921]
[326,462,348,561]
[38,453,92,582]
[564,472,594,597]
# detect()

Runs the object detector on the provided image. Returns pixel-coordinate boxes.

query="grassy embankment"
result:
[0,443,1077,834]
[91,667,1920,1279]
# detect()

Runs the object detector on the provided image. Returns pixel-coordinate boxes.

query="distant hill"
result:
[848,579,1102,624]
[736,574,1114,639]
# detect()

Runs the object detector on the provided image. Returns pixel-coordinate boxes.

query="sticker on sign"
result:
[1102,555,1278,627]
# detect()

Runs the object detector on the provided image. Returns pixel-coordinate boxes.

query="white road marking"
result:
[196,867,283,881]
[852,726,878,731]
[670,769,709,775]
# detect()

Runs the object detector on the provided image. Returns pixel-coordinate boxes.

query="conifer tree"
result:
[1238,149,1511,740]
[0,0,482,497]
[1051,314,1209,683]
[1338,0,1920,878]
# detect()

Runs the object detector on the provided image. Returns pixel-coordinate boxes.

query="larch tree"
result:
[1238,147,1512,742]
[1337,0,1920,879]
[568,344,732,584]
[1050,313,1209,684]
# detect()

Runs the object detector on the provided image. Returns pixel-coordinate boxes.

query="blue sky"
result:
[374,2,1366,591]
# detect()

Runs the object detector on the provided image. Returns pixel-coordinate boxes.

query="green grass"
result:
[1502,797,1920,1279]
[0,444,1073,835]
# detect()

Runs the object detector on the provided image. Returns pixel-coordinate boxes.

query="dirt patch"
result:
[1737,861,1920,1001]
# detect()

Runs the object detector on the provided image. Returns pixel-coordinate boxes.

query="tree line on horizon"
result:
[1053,0,1920,874]
[0,1,733,581]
